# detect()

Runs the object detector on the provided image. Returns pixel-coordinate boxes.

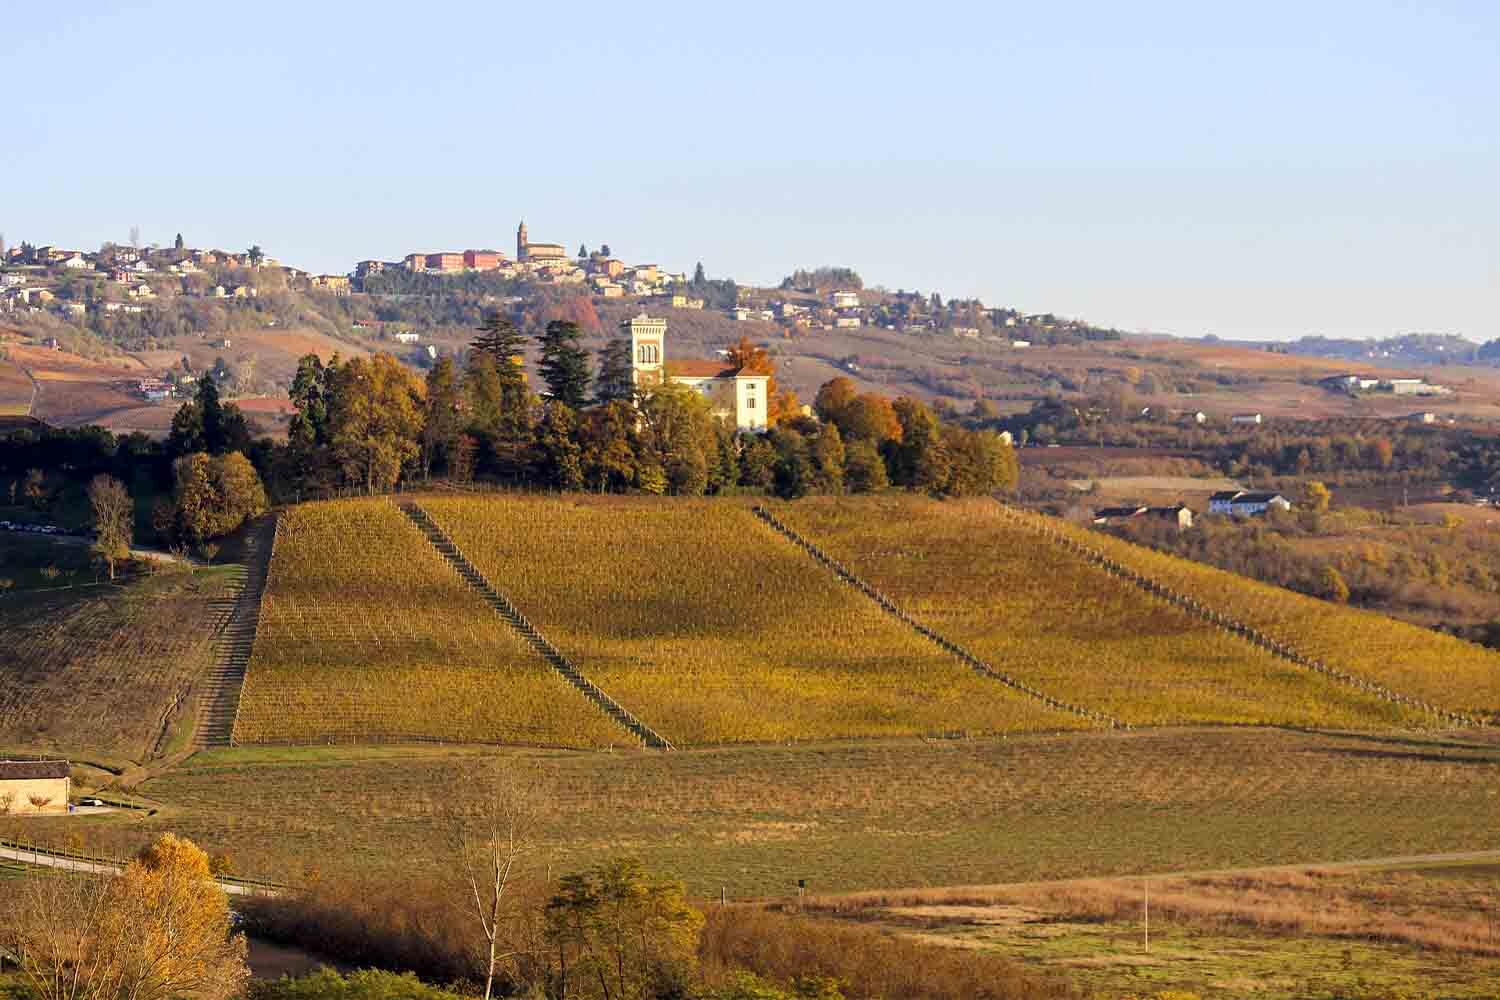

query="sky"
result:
[3,1,1496,341]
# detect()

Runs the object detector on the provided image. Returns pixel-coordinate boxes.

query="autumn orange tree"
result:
[0,833,248,1000]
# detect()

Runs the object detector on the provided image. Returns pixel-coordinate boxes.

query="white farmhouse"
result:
[624,313,769,431]
[1208,490,1292,516]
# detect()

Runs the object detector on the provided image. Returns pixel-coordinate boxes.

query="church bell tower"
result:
[516,220,528,261]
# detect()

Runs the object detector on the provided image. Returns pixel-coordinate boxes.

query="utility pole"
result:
[1143,879,1150,953]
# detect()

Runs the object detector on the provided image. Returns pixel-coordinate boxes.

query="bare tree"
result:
[0,871,120,1000]
[87,474,133,580]
[445,764,550,1000]
[28,794,53,816]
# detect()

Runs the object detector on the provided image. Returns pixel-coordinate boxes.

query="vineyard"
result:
[0,568,235,758]
[1019,507,1500,723]
[768,496,1422,729]
[421,495,1083,745]
[232,499,627,748]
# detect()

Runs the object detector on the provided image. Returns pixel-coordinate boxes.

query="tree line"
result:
[261,315,1017,502]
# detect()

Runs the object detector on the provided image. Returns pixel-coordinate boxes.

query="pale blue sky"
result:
[3,1,1495,340]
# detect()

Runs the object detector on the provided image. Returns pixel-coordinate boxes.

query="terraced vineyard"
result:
[1020,507,1500,723]
[233,499,627,747]
[0,569,234,758]
[422,495,1083,745]
[769,496,1422,729]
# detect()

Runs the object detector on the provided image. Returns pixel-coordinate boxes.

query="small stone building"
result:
[0,759,71,816]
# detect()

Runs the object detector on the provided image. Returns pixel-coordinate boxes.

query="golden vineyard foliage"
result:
[770,496,1420,728]
[1028,508,1500,722]
[422,495,1082,745]
[234,498,625,747]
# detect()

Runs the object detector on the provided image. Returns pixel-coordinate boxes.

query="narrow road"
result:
[0,843,268,896]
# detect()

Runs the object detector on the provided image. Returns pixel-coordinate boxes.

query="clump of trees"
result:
[258,316,1017,502]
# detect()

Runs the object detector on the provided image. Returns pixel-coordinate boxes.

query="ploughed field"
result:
[229,493,1490,746]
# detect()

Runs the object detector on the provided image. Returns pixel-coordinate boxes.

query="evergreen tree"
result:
[169,375,249,457]
[537,320,592,409]
[421,357,464,479]
[469,313,533,443]
[594,338,635,404]
[539,403,585,491]
[600,243,612,257]
[174,232,185,250]
[693,262,706,285]
[198,375,226,453]
[578,243,588,258]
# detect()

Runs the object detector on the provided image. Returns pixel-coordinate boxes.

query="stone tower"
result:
[516,220,528,261]
[623,313,667,386]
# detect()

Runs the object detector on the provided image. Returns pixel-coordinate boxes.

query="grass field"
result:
[830,860,1500,999]
[769,496,1418,729]
[26,727,1500,895]
[421,495,1082,745]
[233,499,628,748]
[1025,507,1500,723]
[0,549,237,759]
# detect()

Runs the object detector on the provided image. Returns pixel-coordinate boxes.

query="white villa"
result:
[624,313,769,431]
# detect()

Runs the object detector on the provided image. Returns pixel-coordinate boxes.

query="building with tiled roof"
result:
[624,313,769,431]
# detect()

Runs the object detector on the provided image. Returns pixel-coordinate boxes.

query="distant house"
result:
[830,290,861,310]
[1410,411,1437,424]
[1010,340,1031,348]
[1093,504,1194,531]
[1230,413,1263,425]
[310,274,351,295]
[1208,491,1291,516]
[61,253,90,270]
[0,759,70,815]
[392,332,420,344]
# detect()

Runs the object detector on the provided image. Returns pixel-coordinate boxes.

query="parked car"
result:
[78,797,105,807]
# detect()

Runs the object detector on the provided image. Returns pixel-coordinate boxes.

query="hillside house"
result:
[1230,413,1263,425]
[0,759,70,815]
[310,274,351,295]
[1208,491,1291,517]
[624,313,769,431]
[1093,504,1194,531]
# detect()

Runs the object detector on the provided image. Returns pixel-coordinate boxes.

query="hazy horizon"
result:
[4,1,1495,343]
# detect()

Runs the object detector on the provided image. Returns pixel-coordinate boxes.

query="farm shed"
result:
[0,759,71,815]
